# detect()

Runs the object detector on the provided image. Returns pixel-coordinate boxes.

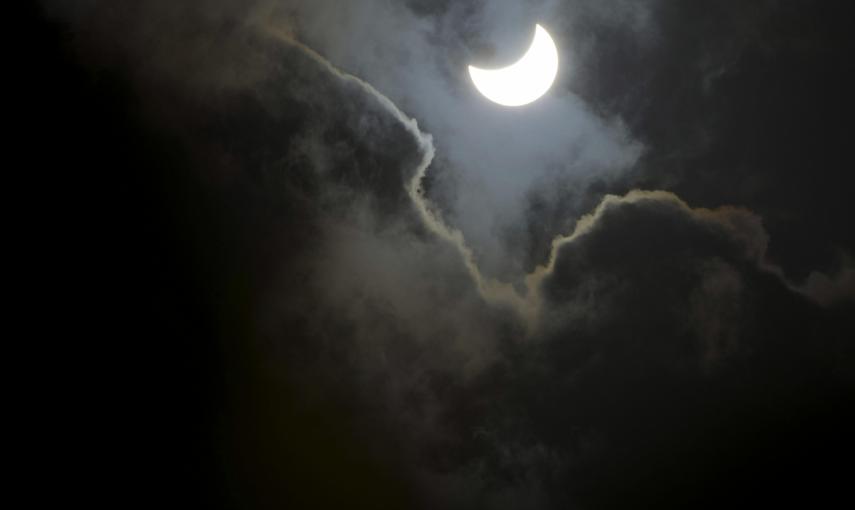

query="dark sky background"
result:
[31,1,854,508]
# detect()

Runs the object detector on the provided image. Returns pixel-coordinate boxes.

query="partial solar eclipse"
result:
[469,24,559,107]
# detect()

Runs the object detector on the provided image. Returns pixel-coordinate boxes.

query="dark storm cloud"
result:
[425,190,854,508]
[42,1,855,508]
[532,190,855,318]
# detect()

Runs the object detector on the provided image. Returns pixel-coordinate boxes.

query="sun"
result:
[468,24,559,107]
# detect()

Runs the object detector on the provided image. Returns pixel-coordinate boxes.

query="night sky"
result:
[32,1,854,508]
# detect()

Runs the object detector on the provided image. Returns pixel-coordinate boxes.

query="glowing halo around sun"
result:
[468,24,559,107]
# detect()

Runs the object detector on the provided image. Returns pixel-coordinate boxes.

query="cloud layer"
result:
[41,1,855,508]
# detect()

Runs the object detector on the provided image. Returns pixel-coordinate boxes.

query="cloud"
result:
[791,257,855,306]
[274,0,644,280]
[436,189,854,509]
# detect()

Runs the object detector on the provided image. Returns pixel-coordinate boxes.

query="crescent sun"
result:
[468,24,559,107]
